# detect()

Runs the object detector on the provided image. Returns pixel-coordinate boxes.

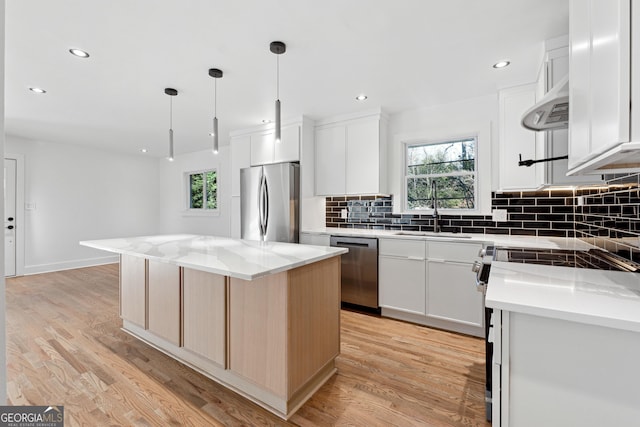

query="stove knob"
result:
[471,260,482,273]
[478,248,487,257]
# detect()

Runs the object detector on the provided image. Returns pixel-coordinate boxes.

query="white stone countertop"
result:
[486,261,640,332]
[80,234,347,281]
[302,227,595,250]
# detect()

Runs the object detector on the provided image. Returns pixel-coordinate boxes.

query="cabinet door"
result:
[427,260,483,327]
[148,260,181,345]
[379,256,426,315]
[274,124,300,163]
[568,0,592,169]
[346,120,379,194]
[120,254,146,328]
[231,135,251,197]
[315,125,346,195]
[250,131,275,166]
[589,0,630,157]
[182,268,226,366]
[229,273,287,397]
[499,84,541,190]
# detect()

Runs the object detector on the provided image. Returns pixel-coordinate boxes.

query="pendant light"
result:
[208,68,223,154]
[270,41,286,143]
[165,88,178,161]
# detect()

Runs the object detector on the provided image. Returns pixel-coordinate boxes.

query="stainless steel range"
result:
[472,245,640,422]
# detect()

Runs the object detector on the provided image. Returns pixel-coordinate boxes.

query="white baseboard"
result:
[21,255,119,276]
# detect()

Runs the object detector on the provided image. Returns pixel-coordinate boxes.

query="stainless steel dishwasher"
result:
[330,236,378,310]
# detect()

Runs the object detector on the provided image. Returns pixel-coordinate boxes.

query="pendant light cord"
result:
[276,54,280,100]
[169,96,173,129]
[214,78,217,117]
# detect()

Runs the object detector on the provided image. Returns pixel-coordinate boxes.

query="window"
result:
[405,137,476,211]
[187,169,218,211]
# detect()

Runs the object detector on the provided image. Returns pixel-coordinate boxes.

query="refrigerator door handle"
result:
[258,173,266,237]
[263,176,269,235]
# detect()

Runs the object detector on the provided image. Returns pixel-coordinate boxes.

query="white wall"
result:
[156,145,231,236]
[387,94,499,215]
[5,135,160,274]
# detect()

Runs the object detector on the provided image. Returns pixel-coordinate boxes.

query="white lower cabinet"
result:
[427,260,483,327]
[493,309,640,427]
[379,238,484,337]
[379,256,426,315]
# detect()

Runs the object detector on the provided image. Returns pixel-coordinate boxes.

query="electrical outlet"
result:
[341,208,348,219]
[25,202,36,211]
[492,209,508,222]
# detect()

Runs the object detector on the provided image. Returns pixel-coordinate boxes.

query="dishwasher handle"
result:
[334,241,369,247]
[330,236,378,250]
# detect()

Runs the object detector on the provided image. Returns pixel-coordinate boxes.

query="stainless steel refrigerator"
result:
[240,162,299,243]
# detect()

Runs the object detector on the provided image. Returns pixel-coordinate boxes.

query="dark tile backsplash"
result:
[574,173,640,263]
[325,172,640,263]
[326,192,573,237]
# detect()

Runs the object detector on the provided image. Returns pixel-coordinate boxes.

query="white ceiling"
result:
[5,0,568,158]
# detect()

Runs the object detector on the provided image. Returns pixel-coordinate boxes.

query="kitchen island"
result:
[80,234,347,420]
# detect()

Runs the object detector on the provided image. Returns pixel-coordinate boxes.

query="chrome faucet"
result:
[431,180,439,233]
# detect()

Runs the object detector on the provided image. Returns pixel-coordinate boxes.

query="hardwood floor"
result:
[6,264,490,426]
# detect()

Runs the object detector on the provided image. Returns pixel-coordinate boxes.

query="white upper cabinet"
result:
[568,0,639,174]
[315,112,388,196]
[249,123,300,166]
[315,125,346,195]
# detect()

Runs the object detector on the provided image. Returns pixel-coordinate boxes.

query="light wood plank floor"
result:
[6,264,490,426]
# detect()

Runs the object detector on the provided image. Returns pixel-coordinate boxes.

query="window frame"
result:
[403,135,478,213]
[183,168,220,217]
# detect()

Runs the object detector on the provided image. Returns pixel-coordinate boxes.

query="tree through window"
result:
[188,169,217,210]
[405,137,476,210]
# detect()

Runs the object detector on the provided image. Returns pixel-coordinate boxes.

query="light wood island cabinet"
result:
[147,260,181,346]
[105,237,344,421]
[182,268,226,367]
[119,254,146,328]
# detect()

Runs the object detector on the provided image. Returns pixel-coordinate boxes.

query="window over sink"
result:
[405,137,477,211]
[186,169,218,213]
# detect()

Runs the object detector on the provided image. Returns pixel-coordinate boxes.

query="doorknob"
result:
[7,217,13,222]
[6,225,14,230]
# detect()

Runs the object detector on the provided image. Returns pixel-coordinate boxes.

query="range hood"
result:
[521,75,569,131]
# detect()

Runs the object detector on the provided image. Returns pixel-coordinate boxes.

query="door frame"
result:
[5,154,24,277]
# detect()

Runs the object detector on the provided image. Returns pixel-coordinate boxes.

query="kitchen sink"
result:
[394,231,472,239]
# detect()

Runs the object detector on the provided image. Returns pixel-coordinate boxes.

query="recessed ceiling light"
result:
[493,60,510,69]
[355,94,368,101]
[140,148,148,153]
[69,48,90,58]
[262,119,272,124]
[29,87,46,94]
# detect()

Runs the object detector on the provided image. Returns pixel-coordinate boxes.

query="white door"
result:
[5,159,16,277]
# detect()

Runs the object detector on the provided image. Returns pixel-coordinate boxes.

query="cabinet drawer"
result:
[379,238,426,259]
[427,241,482,263]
